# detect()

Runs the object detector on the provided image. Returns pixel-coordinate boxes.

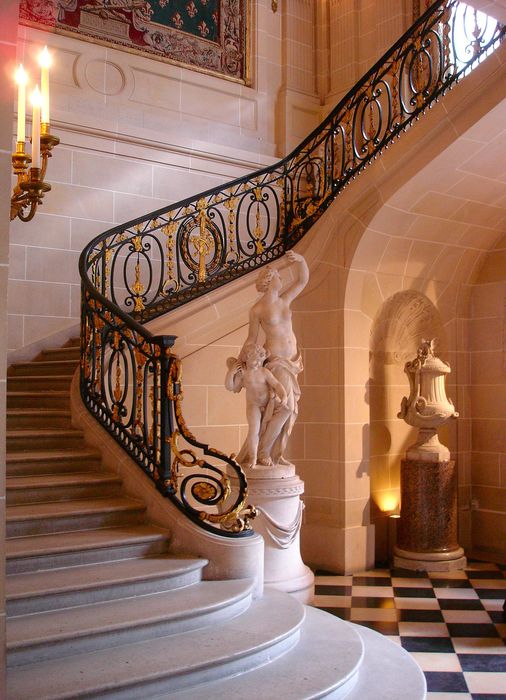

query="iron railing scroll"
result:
[80,0,504,536]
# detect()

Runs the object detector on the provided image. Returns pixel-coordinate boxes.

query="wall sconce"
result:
[11,46,59,222]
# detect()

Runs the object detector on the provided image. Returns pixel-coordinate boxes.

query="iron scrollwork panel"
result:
[80,0,504,537]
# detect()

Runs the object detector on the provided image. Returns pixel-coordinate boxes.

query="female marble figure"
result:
[225,344,287,469]
[226,250,309,468]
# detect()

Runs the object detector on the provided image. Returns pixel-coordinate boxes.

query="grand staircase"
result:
[5,343,426,698]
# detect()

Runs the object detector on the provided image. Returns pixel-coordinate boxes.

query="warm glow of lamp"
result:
[38,46,51,127]
[30,85,42,170]
[375,492,399,514]
[15,65,28,144]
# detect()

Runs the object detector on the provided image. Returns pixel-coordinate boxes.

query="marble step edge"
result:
[6,525,172,574]
[159,609,426,700]
[6,428,84,439]
[6,447,100,464]
[159,606,365,700]
[6,498,147,537]
[7,555,207,615]
[9,360,78,375]
[7,473,122,505]
[7,472,121,490]
[6,591,305,700]
[7,497,146,522]
[7,579,255,666]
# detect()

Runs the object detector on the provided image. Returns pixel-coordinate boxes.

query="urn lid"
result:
[405,338,450,375]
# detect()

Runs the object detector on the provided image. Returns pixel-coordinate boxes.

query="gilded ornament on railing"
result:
[80,0,504,538]
[162,220,179,293]
[132,260,146,312]
[224,194,239,262]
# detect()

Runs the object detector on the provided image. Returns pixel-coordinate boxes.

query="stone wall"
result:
[469,234,506,559]
[1,1,19,691]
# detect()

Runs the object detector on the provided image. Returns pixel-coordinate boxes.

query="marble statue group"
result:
[225,251,309,469]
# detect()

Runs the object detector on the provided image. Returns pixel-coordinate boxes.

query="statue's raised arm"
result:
[281,250,309,305]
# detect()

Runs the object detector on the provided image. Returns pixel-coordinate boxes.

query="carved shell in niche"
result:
[370,291,445,368]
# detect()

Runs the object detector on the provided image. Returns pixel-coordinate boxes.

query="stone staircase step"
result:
[340,623,426,700]
[7,375,74,391]
[6,448,101,476]
[163,608,426,700]
[6,590,303,700]
[9,359,78,376]
[6,472,122,506]
[165,606,365,700]
[6,555,207,615]
[7,497,146,537]
[7,408,73,430]
[38,346,81,362]
[6,525,172,574]
[7,428,86,452]
[7,579,252,666]
[7,391,71,409]
[65,337,80,347]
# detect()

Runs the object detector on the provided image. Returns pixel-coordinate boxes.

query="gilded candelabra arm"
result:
[10,128,60,222]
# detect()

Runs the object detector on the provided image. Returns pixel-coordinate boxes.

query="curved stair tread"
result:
[6,524,171,558]
[6,590,305,700]
[7,496,146,521]
[159,605,365,700]
[7,408,71,416]
[6,447,100,463]
[10,359,78,373]
[343,623,426,700]
[6,428,84,438]
[7,579,254,650]
[157,607,426,700]
[7,555,207,600]
[7,472,121,490]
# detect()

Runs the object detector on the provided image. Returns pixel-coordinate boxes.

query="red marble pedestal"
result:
[393,458,466,572]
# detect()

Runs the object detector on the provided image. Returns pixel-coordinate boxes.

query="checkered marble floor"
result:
[312,561,506,699]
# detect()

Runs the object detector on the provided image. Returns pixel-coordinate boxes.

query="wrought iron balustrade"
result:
[80,0,504,536]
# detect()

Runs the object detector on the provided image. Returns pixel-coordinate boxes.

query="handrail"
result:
[79,0,504,536]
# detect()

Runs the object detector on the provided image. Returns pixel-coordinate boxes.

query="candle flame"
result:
[31,85,42,107]
[15,64,28,85]
[38,46,51,69]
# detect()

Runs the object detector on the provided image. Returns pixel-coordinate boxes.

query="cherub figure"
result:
[225,344,287,469]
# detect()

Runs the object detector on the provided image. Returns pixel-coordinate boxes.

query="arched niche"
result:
[369,290,447,563]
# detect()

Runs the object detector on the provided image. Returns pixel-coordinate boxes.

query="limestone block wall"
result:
[1,1,19,691]
[469,234,506,559]
[8,0,415,359]
[326,0,409,106]
[9,1,285,357]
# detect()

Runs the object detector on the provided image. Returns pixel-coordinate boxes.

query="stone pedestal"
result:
[394,458,466,572]
[246,464,314,603]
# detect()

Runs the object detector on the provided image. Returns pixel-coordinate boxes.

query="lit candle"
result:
[38,46,51,127]
[15,65,28,145]
[31,85,41,170]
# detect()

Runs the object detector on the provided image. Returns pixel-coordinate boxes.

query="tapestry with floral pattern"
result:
[19,0,248,83]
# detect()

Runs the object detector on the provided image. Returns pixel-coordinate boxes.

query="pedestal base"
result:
[246,465,314,604]
[394,545,466,572]
[396,458,466,573]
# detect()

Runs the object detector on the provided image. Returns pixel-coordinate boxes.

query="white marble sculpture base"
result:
[394,545,467,572]
[246,464,314,604]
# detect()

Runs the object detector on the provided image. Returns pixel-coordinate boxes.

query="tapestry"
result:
[19,0,249,83]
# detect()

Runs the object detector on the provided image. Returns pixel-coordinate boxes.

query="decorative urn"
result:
[397,339,458,462]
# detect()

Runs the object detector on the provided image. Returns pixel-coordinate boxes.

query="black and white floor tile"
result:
[313,561,506,699]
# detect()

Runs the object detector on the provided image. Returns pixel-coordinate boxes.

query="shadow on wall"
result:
[369,290,447,564]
